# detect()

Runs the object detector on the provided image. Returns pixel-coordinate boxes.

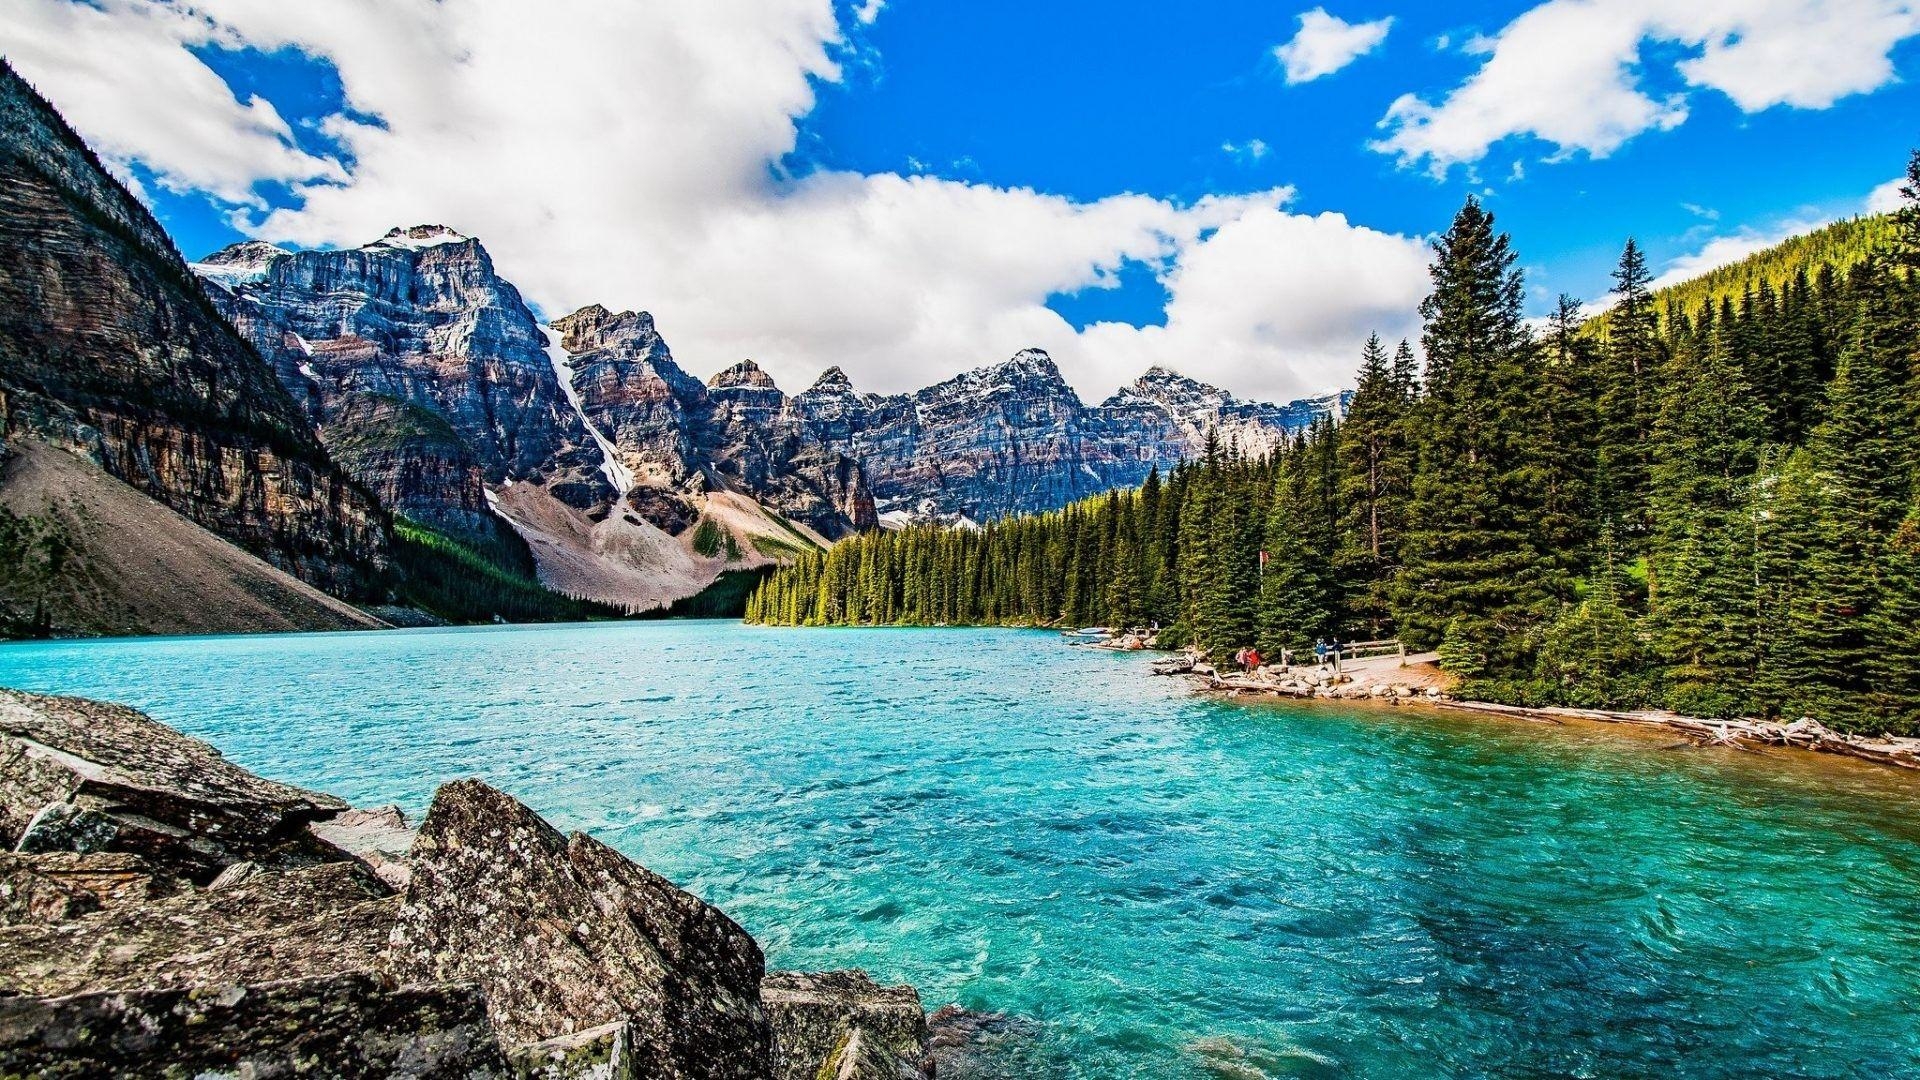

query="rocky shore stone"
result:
[0,972,509,1079]
[763,970,933,1080]
[0,689,350,881]
[386,778,774,1076]
[508,1019,637,1079]
[0,860,395,996]
[0,688,937,1078]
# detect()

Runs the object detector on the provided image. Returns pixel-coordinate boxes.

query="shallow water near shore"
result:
[3,621,1918,1078]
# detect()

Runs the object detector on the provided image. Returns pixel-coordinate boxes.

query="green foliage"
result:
[1634,214,1895,324]
[691,517,726,558]
[391,516,622,624]
[636,568,773,619]
[0,507,73,638]
[750,157,1920,734]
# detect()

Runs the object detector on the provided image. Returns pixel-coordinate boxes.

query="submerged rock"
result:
[0,689,350,881]
[763,969,932,1080]
[0,972,509,1079]
[386,778,773,1075]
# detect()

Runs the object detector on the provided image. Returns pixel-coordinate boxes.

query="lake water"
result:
[2,621,1917,1078]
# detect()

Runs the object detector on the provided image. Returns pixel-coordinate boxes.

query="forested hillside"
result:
[1636,214,1896,324]
[749,152,1920,734]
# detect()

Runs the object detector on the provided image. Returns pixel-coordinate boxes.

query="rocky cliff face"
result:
[791,349,1347,523]
[188,222,1336,600]
[203,226,612,536]
[0,61,390,600]
[0,688,935,1079]
[546,305,878,539]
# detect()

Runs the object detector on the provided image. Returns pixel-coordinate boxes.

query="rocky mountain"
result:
[790,350,1348,524]
[0,61,390,617]
[203,240,850,612]
[191,225,1340,608]
[201,224,612,539]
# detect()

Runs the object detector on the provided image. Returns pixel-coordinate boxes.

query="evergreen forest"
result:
[748,153,1920,734]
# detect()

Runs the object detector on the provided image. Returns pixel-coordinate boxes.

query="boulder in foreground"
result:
[764,969,933,1080]
[385,778,774,1076]
[0,689,349,881]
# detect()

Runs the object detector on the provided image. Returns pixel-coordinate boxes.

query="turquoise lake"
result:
[2,621,1917,1078]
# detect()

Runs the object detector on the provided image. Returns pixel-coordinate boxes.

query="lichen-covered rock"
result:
[0,860,395,996]
[763,970,932,1080]
[310,803,416,891]
[508,1019,637,1080]
[0,972,510,1079]
[0,688,348,880]
[0,854,99,925]
[387,779,772,1077]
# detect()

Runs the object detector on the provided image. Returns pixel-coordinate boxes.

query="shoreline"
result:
[1173,658,1920,775]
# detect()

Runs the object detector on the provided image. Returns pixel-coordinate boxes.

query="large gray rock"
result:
[386,779,773,1077]
[508,1019,637,1080]
[0,859,395,996]
[0,689,349,880]
[763,970,932,1080]
[0,972,509,1079]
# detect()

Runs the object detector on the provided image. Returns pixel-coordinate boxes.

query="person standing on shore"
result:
[1315,639,1328,666]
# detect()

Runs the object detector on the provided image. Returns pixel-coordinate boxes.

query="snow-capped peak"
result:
[188,240,288,287]
[366,225,470,251]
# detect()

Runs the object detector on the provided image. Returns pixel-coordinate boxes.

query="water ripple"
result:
[2,622,1919,1078]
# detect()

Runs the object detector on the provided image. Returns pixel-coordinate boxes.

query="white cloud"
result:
[1,0,346,203]
[853,0,885,25]
[1221,138,1269,164]
[1,0,1433,403]
[1375,0,1920,176]
[1868,175,1908,214]
[1273,8,1394,84]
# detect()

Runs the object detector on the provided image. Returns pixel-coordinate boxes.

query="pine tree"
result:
[1260,442,1335,654]
[1597,239,1664,543]
[1645,326,1766,716]
[1393,198,1558,669]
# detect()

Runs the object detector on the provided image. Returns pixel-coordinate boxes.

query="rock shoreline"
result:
[0,687,940,1077]
[1158,651,1920,773]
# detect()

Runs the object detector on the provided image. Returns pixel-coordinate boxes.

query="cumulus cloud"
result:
[1868,175,1909,214]
[1273,8,1394,84]
[2,0,1431,402]
[1376,0,1920,176]
[1,0,346,203]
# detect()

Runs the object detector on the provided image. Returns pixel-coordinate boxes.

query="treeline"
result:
[391,516,625,624]
[749,152,1920,734]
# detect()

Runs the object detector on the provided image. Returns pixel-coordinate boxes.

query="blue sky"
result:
[7,0,1917,400]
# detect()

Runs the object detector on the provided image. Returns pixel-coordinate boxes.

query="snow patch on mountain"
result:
[541,327,635,498]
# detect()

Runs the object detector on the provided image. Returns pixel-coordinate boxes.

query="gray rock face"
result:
[792,350,1345,523]
[0,973,510,1079]
[0,61,392,601]
[551,304,710,491]
[203,226,612,533]
[386,778,773,1075]
[0,859,396,996]
[549,305,877,538]
[0,688,349,881]
[764,970,932,1080]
